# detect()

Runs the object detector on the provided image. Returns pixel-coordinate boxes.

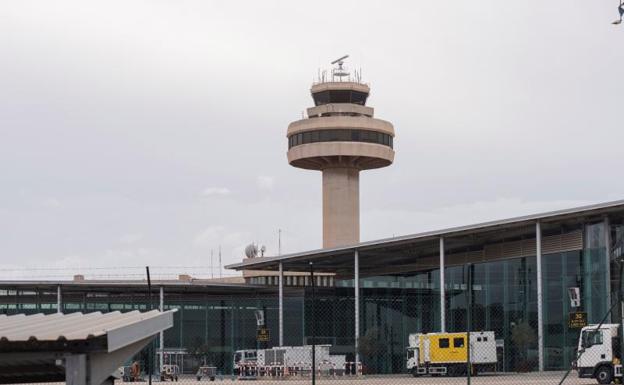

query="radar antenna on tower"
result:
[331,54,350,80]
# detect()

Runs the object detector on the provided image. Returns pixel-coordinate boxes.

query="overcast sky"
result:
[1,1,622,279]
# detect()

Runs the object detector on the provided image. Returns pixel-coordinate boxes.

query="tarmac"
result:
[156,371,597,385]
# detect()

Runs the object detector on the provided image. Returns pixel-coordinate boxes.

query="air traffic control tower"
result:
[287,56,395,248]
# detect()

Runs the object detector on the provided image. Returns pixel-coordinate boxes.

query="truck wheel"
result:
[596,366,613,384]
[411,368,419,377]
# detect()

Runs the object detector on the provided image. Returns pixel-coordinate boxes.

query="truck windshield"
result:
[582,330,603,348]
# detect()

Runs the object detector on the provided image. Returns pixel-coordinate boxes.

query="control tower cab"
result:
[286,56,395,248]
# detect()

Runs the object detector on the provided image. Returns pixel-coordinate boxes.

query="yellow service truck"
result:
[406,331,497,376]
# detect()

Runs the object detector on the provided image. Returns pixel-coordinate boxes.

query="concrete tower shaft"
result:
[286,80,395,248]
[322,167,359,248]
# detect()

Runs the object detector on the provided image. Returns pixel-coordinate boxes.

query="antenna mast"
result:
[218,245,222,278]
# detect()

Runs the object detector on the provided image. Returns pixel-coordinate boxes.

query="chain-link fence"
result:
[0,261,619,385]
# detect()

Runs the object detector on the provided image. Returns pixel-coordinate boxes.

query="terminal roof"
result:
[225,199,624,277]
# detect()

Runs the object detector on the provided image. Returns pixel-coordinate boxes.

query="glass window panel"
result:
[585,223,606,249]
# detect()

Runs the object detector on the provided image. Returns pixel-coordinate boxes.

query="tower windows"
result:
[312,90,369,106]
[288,129,393,149]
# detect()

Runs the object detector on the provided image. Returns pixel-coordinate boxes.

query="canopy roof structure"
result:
[0,310,175,385]
[226,199,624,277]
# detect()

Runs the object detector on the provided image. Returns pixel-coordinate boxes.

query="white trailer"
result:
[256,345,333,366]
[236,345,346,376]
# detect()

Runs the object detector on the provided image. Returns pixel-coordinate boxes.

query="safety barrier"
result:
[235,361,361,378]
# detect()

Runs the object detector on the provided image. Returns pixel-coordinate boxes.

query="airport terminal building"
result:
[2,200,624,374]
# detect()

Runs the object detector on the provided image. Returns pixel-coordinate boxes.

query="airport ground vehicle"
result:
[233,345,347,378]
[233,349,258,379]
[120,362,142,382]
[196,366,217,381]
[160,364,180,381]
[406,331,497,376]
[575,324,623,384]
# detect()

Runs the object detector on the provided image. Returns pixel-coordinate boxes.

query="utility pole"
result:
[210,249,214,279]
[278,229,282,256]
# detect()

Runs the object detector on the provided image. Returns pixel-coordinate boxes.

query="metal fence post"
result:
[466,263,472,385]
[279,262,284,346]
[159,286,164,374]
[146,266,152,385]
[310,261,316,385]
[355,249,360,364]
[440,237,445,332]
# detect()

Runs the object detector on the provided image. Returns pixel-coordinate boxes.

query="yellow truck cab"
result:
[407,331,497,376]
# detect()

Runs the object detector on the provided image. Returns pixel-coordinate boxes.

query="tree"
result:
[357,328,387,374]
[511,321,537,372]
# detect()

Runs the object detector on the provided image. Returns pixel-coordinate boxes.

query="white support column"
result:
[605,217,612,311]
[65,354,87,385]
[536,221,544,372]
[279,262,284,347]
[439,237,445,332]
[57,285,62,314]
[159,286,164,373]
[354,249,360,363]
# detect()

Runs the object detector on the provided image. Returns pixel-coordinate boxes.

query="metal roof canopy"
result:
[226,199,624,277]
[0,280,273,296]
[0,310,175,385]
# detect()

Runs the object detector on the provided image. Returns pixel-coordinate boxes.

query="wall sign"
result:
[569,311,588,329]
[568,287,581,308]
[257,327,270,342]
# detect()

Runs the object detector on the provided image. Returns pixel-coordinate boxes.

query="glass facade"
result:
[459,257,538,372]
[161,295,304,373]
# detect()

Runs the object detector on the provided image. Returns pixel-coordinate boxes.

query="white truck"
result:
[406,331,497,376]
[574,324,623,384]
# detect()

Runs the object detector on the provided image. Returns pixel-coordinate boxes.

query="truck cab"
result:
[576,324,622,384]
[233,349,257,376]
